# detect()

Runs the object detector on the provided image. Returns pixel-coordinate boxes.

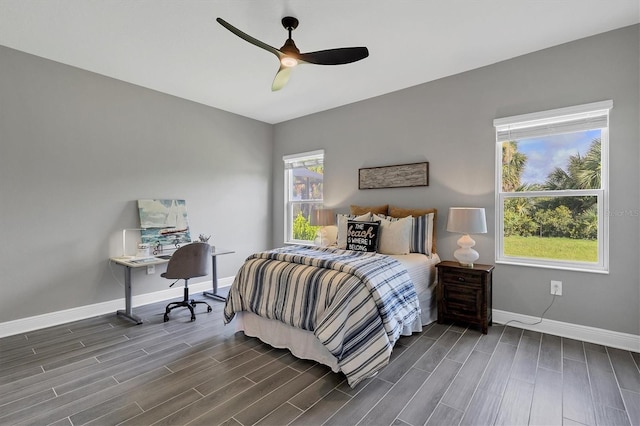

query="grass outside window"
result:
[504,235,598,263]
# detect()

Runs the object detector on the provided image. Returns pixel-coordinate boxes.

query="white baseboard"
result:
[3,289,638,354]
[0,277,235,338]
[493,309,640,353]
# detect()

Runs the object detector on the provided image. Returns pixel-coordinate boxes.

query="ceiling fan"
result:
[216,16,369,91]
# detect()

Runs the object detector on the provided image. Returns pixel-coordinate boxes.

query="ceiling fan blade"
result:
[216,18,283,59]
[298,47,369,65]
[272,66,292,91]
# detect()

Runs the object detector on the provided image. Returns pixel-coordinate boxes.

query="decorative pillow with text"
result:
[337,213,371,249]
[346,220,380,252]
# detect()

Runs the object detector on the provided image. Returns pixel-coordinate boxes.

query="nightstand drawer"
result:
[441,283,482,319]
[441,269,483,285]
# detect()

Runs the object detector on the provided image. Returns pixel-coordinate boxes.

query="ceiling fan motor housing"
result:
[281,16,299,30]
[280,38,300,55]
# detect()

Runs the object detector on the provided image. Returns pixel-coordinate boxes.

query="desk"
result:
[202,248,234,302]
[110,248,234,324]
[110,256,169,324]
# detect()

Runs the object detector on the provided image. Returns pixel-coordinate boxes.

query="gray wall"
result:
[0,45,273,323]
[273,25,640,335]
[2,25,638,336]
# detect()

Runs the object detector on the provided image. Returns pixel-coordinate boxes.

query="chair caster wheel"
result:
[190,316,196,321]
[207,306,212,313]
[164,314,169,322]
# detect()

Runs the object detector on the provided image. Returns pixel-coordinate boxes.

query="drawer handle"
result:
[457,277,465,282]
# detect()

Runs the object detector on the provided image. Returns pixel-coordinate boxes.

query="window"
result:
[494,100,612,273]
[283,150,324,244]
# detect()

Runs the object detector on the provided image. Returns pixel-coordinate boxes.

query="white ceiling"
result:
[1,1,638,124]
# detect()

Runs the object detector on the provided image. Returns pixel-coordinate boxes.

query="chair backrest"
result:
[162,242,211,280]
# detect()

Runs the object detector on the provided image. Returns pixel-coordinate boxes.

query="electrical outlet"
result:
[147,264,155,275]
[550,280,562,296]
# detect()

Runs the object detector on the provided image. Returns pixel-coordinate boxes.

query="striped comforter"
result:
[223,245,421,386]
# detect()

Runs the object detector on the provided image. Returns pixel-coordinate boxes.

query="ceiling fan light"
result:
[281,56,298,67]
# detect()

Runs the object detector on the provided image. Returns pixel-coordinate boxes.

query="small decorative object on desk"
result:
[198,234,211,243]
[136,243,150,258]
[152,242,165,255]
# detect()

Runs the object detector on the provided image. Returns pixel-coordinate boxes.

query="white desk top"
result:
[110,247,233,268]
[109,256,170,268]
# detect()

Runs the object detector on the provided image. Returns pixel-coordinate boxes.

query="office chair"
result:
[162,242,212,322]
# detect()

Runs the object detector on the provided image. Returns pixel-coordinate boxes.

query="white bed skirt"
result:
[234,309,428,375]
[234,311,341,372]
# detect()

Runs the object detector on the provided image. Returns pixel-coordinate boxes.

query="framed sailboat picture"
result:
[137,199,192,249]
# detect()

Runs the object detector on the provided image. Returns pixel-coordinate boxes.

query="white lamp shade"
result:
[446,208,487,234]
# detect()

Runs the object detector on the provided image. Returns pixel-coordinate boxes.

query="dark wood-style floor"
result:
[1,291,639,426]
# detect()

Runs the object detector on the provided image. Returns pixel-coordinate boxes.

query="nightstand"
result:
[436,260,494,334]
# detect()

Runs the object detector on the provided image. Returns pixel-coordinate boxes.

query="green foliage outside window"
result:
[292,212,319,241]
[503,138,600,241]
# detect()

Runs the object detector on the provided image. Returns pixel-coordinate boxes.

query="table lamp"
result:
[119,228,143,259]
[310,208,335,247]
[446,207,487,267]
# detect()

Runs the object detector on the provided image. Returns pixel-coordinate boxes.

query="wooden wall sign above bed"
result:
[358,162,429,189]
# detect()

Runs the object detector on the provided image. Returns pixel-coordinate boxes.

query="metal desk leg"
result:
[117,265,144,324]
[203,255,227,302]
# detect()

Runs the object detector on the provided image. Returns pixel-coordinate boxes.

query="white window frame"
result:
[283,149,324,244]
[494,100,612,273]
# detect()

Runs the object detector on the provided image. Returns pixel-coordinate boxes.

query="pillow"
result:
[388,206,437,253]
[337,213,371,249]
[409,212,435,256]
[346,220,380,252]
[373,214,412,255]
[350,204,388,216]
[388,206,435,218]
[315,225,338,247]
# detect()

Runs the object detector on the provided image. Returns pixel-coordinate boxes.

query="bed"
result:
[223,205,439,387]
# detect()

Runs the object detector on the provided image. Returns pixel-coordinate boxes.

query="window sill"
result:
[496,259,609,274]
[284,241,315,247]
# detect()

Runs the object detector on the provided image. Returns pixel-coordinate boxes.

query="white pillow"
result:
[316,225,338,247]
[337,213,371,249]
[373,214,412,255]
[377,212,434,257]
